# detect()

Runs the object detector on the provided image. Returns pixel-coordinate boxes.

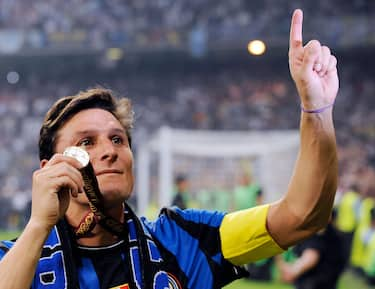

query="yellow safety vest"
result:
[336,191,360,233]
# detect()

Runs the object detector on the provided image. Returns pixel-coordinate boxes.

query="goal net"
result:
[135,126,299,217]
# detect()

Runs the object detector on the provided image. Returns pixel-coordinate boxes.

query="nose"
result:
[99,140,118,163]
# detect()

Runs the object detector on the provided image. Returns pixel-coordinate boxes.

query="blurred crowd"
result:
[0,53,374,232]
[0,0,374,51]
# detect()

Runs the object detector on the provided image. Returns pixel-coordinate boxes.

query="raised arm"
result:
[0,155,84,289]
[267,9,338,248]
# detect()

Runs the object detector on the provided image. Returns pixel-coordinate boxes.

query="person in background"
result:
[350,187,375,273]
[335,183,361,266]
[171,174,191,209]
[233,169,263,211]
[277,211,345,289]
[361,207,375,285]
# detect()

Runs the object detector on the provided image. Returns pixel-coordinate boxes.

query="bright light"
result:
[106,48,124,61]
[247,40,266,56]
[6,71,20,84]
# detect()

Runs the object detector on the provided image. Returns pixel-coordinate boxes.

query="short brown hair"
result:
[39,88,134,161]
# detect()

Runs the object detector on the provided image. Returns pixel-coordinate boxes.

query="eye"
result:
[112,135,123,145]
[78,138,93,147]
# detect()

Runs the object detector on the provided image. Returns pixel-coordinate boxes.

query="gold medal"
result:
[63,146,90,167]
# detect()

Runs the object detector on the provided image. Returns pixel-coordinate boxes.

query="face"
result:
[178,180,189,193]
[54,108,134,207]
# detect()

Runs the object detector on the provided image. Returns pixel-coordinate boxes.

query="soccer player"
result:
[0,9,338,289]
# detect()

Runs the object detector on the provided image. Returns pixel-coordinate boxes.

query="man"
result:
[362,207,375,285]
[277,212,346,289]
[335,184,361,266]
[171,174,191,209]
[0,9,338,289]
[233,171,263,211]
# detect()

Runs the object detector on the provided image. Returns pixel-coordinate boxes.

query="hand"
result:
[30,154,84,230]
[279,263,298,283]
[289,9,339,110]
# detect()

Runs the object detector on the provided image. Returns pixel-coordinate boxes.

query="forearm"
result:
[289,110,337,226]
[0,220,51,289]
[291,249,319,276]
[279,249,319,283]
[268,109,337,247]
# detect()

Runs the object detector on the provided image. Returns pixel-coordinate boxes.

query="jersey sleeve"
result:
[0,246,6,259]
[0,240,13,259]
[220,204,284,265]
[143,208,247,289]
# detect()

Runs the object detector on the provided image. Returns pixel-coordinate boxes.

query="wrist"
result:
[292,262,303,277]
[27,218,55,236]
[301,102,334,113]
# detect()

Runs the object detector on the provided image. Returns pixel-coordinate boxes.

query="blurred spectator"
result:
[350,195,375,273]
[233,169,263,211]
[277,211,345,289]
[171,174,190,209]
[362,207,375,285]
[335,184,361,266]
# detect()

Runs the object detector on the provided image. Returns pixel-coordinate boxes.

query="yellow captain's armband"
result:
[220,204,284,265]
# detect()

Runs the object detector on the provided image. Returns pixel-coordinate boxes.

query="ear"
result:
[40,159,49,168]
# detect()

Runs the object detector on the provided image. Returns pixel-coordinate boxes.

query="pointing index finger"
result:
[289,9,303,51]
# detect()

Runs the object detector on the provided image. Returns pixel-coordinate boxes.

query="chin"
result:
[100,186,132,201]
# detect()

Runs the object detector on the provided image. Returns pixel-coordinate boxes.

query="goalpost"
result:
[135,126,299,216]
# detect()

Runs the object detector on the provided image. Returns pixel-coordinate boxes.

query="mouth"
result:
[96,169,123,176]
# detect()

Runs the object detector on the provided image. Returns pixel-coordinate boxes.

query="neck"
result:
[76,227,121,247]
[65,201,125,247]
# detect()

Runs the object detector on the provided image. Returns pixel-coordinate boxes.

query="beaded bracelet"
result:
[301,102,334,113]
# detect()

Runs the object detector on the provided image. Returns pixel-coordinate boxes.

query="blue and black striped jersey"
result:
[0,207,246,289]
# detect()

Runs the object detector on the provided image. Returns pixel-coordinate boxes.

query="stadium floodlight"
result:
[247,40,266,56]
[136,126,299,215]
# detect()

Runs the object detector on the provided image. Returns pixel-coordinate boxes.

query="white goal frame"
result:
[135,126,299,215]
